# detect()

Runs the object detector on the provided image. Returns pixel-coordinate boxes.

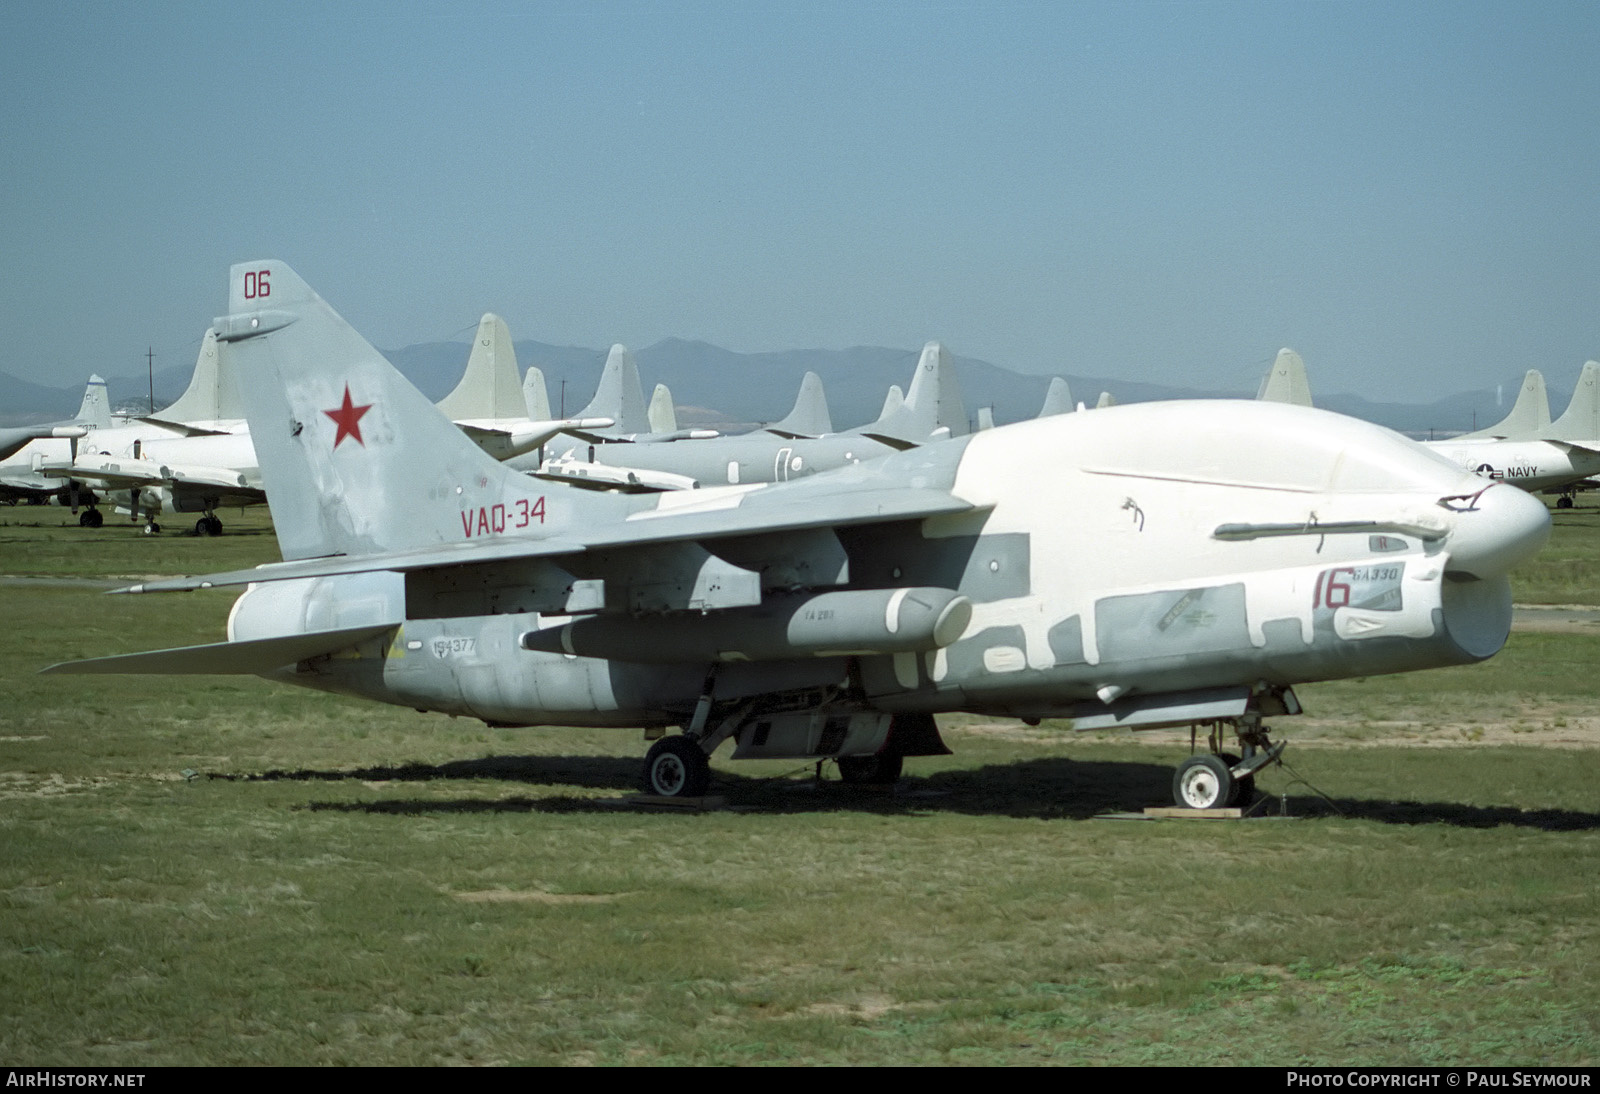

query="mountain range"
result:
[0,337,1542,439]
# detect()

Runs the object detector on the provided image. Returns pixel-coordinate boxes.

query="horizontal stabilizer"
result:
[127,418,233,438]
[41,624,395,676]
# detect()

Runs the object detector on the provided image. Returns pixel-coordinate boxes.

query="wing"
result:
[117,484,980,594]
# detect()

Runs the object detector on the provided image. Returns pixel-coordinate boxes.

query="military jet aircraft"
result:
[47,261,1552,811]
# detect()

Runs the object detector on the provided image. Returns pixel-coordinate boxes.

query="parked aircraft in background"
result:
[0,333,243,523]
[437,314,614,461]
[1454,370,1551,441]
[1257,350,1600,506]
[16,313,612,533]
[0,374,110,468]
[47,261,1551,811]
[518,340,970,491]
[1431,361,1600,507]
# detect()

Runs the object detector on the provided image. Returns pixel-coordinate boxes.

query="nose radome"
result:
[1443,484,1551,580]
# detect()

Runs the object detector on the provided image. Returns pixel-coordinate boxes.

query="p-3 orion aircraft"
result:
[47,262,1551,810]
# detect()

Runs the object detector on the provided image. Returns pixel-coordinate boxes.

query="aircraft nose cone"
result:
[1444,483,1551,579]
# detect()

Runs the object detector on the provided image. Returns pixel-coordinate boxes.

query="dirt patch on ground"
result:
[452,889,627,905]
[0,772,115,799]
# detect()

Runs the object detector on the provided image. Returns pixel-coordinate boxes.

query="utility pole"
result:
[559,379,566,418]
[147,346,156,414]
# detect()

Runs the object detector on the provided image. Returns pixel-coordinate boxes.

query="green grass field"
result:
[0,501,1596,1065]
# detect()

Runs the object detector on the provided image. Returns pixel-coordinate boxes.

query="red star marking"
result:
[323,384,372,449]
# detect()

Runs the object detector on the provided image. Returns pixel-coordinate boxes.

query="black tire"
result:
[195,518,210,536]
[1556,496,1574,509]
[79,509,103,528]
[837,753,904,785]
[208,516,223,535]
[640,736,711,798]
[1217,752,1255,806]
[1173,753,1236,810]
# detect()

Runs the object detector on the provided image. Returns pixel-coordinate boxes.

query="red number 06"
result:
[243,269,271,299]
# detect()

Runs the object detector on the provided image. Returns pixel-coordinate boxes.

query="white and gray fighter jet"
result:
[47,261,1551,811]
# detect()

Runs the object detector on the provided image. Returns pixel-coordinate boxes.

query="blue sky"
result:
[3,0,1597,404]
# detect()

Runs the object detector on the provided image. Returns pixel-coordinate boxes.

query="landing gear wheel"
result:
[142,522,161,536]
[195,516,223,536]
[1173,753,1237,810]
[1556,496,1574,509]
[836,753,904,785]
[78,509,103,528]
[641,736,711,798]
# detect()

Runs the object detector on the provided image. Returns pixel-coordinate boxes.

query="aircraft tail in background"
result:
[766,371,833,438]
[1540,362,1600,444]
[1255,348,1313,408]
[648,383,679,434]
[1458,369,1551,441]
[576,345,650,435]
[854,342,967,448]
[523,365,551,421]
[1037,377,1073,419]
[435,314,525,421]
[73,374,112,428]
[158,329,244,424]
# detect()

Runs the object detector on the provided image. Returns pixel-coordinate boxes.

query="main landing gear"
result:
[1172,716,1285,810]
[194,515,223,536]
[641,735,712,798]
[77,508,104,528]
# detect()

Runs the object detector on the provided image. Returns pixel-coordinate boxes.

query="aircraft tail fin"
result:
[767,371,833,437]
[1459,369,1551,440]
[577,345,649,434]
[1256,348,1313,407]
[436,314,524,421]
[159,329,243,423]
[74,375,112,428]
[1542,362,1600,443]
[860,342,967,444]
[523,365,552,421]
[877,384,904,421]
[1037,377,1073,418]
[215,261,555,561]
[648,383,679,433]
[1095,391,1117,409]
